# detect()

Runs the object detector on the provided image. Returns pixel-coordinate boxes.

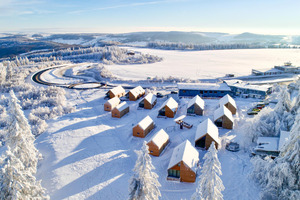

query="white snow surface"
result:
[214,105,234,122]
[144,93,157,104]
[167,140,199,173]
[255,137,279,152]
[137,115,154,131]
[160,97,178,112]
[219,94,237,109]
[105,48,300,80]
[36,89,261,200]
[187,95,205,109]
[195,118,220,145]
[148,129,169,149]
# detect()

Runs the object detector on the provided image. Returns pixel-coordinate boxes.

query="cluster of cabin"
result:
[105,85,240,183]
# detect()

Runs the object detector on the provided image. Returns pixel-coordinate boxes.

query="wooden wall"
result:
[133,122,154,138]
[109,91,125,99]
[144,99,157,109]
[169,161,196,183]
[222,116,233,129]
[111,107,129,118]
[194,104,204,115]
[104,102,112,111]
[224,102,236,115]
[165,106,177,118]
[147,139,169,156]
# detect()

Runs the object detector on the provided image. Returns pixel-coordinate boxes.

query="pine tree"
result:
[192,142,224,200]
[128,141,161,200]
[5,90,40,174]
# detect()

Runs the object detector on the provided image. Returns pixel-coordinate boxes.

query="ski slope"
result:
[36,88,260,200]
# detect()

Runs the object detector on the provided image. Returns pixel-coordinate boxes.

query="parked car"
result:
[156,92,164,98]
[226,142,240,152]
[171,91,178,94]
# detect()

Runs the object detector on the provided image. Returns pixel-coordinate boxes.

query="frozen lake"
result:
[106,48,300,80]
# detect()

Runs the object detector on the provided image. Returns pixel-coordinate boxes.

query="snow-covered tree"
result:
[128,141,161,200]
[5,90,40,174]
[191,142,224,200]
[0,63,7,85]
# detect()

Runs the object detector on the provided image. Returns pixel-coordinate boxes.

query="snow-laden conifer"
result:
[192,142,224,200]
[128,141,161,200]
[5,90,40,174]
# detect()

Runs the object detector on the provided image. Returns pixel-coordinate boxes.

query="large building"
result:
[252,62,300,76]
[178,83,232,98]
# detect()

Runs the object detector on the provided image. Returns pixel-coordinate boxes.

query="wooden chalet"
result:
[128,86,145,101]
[111,102,129,118]
[219,94,237,115]
[108,86,126,99]
[139,93,157,109]
[167,140,199,183]
[194,118,220,149]
[147,129,169,156]
[104,97,120,111]
[213,105,234,129]
[158,97,178,118]
[187,95,205,115]
[133,116,155,138]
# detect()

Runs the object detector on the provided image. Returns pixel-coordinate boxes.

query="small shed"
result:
[108,86,126,99]
[214,105,234,129]
[147,129,169,156]
[111,102,129,118]
[194,119,220,149]
[104,97,120,111]
[158,97,178,118]
[167,140,199,183]
[139,93,157,109]
[219,94,237,115]
[133,116,155,138]
[187,95,205,115]
[129,86,145,101]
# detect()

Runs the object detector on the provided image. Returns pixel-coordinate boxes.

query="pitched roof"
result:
[148,129,169,149]
[110,85,125,95]
[168,140,199,172]
[114,102,129,112]
[255,137,279,152]
[144,93,157,104]
[129,86,145,98]
[106,97,120,106]
[137,115,154,130]
[219,94,236,108]
[214,105,233,122]
[224,79,271,92]
[187,95,205,109]
[177,82,231,91]
[160,97,178,112]
[195,118,220,144]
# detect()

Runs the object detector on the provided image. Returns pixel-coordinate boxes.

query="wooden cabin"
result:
[158,97,178,118]
[111,102,129,118]
[147,129,169,156]
[194,118,220,150]
[108,86,126,99]
[187,95,205,115]
[167,140,199,183]
[104,97,120,111]
[219,94,237,115]
[133,116,155,138]
[213,105,234,129]
[139,93,157,109]
[128,86,145,101]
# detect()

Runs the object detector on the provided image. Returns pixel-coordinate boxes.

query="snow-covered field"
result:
[105,48,300,80]
[36,87,261,200]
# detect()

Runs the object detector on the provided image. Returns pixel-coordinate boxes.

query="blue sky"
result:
[1,0,300,34]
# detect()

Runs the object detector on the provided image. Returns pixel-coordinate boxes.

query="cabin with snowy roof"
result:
[147,129,169,156]
[167,140,199,183]
[187,95,205,115]
[219,94,236,115]
[194,119,220,150]
[128,86,145,101]
[158,97,178,118]
[107,85,126,99]
[104,97,120,111]
[214,105,234,129]
[252,131,290,158]
[139,93,157,109]
[111,102,129,118]
[133,116,155,138]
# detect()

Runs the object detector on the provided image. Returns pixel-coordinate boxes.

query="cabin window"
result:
[209,91,213,93]
[204,91,207,93]
[137,132,140,135]
[200,91,203,94]
[214,91,217,93]
[150,151,153,153]
[182,90,186,93]
[168,169,180,178]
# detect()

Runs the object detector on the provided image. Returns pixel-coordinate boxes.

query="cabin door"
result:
[196,136,206,148]
[215,118,223,127]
